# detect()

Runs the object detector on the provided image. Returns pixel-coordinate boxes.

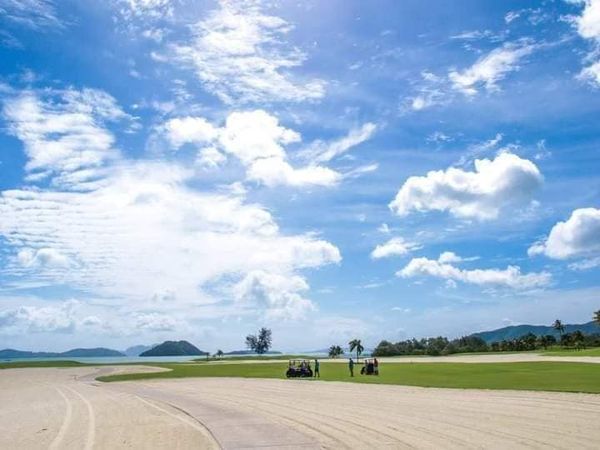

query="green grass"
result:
[193,354,317,362]
[98,361,600,393]
[542,347,600,357]
[0,360,86,369]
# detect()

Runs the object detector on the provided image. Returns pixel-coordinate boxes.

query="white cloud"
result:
[134,312,179,331]
[0,0,63,29]
[17,247,71,268]
[578,60,600,86]
[449,41,534,95]
[164,110,346,187]
[0,300,79,334]
[573,0,600,40]
[569,256,600,271]
[398,253,551,290]
[505,11,521,24]
[195,146,227,169]
[164,116,218,147]
[437,251,462,264]
[2,88,131,189]
[170,0,325,103]
[0,160,341,320]
[528,207,600,259]
[233,270,316,320]
[389,152,542,220]
[371,237,421,259]
[570,0,600,86]
[301,123,377,164]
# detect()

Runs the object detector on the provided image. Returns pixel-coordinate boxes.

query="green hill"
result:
[472,321,600,343]
[140,340,207,357]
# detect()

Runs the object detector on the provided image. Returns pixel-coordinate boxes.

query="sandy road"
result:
[0,367,218,449]
[1,366,600,449]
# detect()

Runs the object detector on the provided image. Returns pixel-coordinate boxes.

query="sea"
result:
[1,355,203,364]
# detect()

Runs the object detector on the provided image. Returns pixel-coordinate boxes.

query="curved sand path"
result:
[1,366,600,449]
[0,367,218,449]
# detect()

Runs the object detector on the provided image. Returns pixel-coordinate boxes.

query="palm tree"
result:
[594,310,600,327]
[553,319,565,340]
[216,349,224,359]
[572,330,585,350]
[348,339,364,362]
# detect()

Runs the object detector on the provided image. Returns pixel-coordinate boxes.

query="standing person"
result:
[314,359,320,378]
[349,358,354,377]
[374,357,379,375]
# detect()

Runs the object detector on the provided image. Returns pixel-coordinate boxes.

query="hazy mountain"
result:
[140,340,207,356]
[123,344,157,356]
[472,321,600,343]
[0,347,124,358]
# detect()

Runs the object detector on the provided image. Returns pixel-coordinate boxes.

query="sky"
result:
[0,0,599,353]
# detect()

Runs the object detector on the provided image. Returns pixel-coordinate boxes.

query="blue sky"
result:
[0,0,599,352]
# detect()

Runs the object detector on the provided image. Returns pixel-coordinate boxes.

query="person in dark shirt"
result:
[349,358,354,377]
[314,359,320,377]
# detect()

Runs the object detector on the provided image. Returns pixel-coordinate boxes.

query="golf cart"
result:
[286,359,313,378]
[360,358,379,376]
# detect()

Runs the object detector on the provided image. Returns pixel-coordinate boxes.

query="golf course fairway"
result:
[98,360,600,393]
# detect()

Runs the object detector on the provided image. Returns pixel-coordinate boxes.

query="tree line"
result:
[373,310,600,357]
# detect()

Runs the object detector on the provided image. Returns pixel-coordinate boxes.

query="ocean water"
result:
[1,355,203,364]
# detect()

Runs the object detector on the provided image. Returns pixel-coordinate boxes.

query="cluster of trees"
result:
[373,335,488,357]
[328,345,344,358]
[373,311,600,357]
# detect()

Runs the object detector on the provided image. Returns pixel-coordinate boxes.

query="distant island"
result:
[0,347,124,359]
[140,340,207,357]
[472,321,599,343]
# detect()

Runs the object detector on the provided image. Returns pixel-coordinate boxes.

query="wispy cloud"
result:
[449,41,535,95]
[168,0,326,103]
[0,0,63,30]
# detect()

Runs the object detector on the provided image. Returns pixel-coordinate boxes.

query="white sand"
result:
[1,365,600,449]
[0,367,218,449]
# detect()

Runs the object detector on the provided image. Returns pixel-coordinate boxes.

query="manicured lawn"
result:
[0,360,85,369]
[543,347,600,357]
[98,361,600,393]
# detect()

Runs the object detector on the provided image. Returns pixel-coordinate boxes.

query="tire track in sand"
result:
[133,395,219,449]
[64,386,95,450]
[49,387,73,450]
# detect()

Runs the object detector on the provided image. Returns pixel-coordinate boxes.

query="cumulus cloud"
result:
[389,152,542,220]
[528,208,600,259]
[570,0,600,86]
[163,110,374,187]
[398,253,551,290]
[170,0,325,103]
[0,300,79,334]
[573,0,600,40]
[370,237,421,259]
[449,41,534,95]
[2,88,132,189]
[164,116,217,147]
[17,247,71,268]
[233,270,316,320]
